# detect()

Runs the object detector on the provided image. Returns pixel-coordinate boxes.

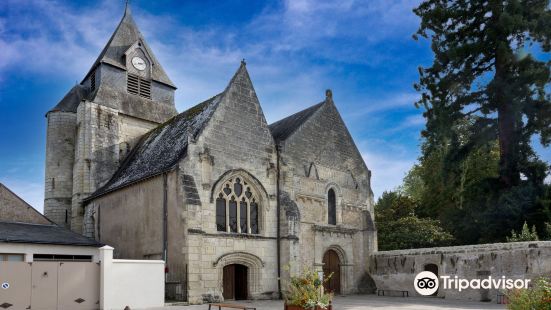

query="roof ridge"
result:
[0,183,54,224]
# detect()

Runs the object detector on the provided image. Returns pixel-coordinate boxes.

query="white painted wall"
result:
[1,244,165,309]
[0,242,100,262]
[99,246,165,310]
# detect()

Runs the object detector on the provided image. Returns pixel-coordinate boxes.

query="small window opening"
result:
[90,69,96,92]
[328,188,336,225]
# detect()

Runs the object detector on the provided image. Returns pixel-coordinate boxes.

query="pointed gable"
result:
[0,183,51,225]
[200,60,275,157]
[272,91,370,179]
[86,62,262,199]
[82,5,175,88]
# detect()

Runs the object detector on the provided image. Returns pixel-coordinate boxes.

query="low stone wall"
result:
[369,241,551,302]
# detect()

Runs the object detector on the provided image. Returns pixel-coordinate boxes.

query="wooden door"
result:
[223,264,248,300]
[322,250,341,294]
[223,265,235,300]
[234,265,248,300]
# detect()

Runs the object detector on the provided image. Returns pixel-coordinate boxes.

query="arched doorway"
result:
[223,264,248,300]
[322,250,341,294]
[424,264,438,296]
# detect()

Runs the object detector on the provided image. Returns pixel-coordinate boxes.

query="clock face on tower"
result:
[131,56,146,71]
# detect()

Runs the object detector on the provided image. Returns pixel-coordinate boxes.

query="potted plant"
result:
[283,268,333,310]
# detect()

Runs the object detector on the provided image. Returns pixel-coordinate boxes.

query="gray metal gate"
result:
[165,263,187,302]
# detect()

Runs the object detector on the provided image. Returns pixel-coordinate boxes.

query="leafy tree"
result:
[413,0,551,189]
[409,0,551,244]
[401,131,500,244]
[506,221,539,242]
[375,191,454,250]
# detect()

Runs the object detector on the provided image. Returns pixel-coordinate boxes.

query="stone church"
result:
[44,5,377,303]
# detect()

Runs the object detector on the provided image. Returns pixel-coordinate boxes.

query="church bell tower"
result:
[44,3,178,232]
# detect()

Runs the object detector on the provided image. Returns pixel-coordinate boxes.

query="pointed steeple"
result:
[81,3,175,88]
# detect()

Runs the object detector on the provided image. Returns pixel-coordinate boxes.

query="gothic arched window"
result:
[328,188,336,225]
[216,177,259,234]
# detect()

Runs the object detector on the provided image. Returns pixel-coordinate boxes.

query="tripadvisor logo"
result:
[414,271,531,295]
[414,271,439,296]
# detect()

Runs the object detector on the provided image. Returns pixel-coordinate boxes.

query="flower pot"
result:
[284,304,332,310]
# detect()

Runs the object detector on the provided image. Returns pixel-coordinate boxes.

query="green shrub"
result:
[506,278,551,310]
[507,221,539,242]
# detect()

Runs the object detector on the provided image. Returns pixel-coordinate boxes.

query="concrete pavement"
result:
[151,295,506,310]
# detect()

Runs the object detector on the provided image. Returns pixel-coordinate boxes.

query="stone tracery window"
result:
[216,177,259,234]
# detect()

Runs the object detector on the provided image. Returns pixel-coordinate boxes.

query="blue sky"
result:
[0,0,549,212]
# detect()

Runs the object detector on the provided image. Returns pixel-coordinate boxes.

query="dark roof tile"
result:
[87,93,223,199]
[269,101,325,142]
[48,84,89,114]
[0,222,102,246]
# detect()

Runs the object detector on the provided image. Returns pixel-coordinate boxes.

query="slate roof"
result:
[81,5,175,88]
[0,222,102,246]
[87,93,223,199]
[48,84,90,114]
[268,101,326,142]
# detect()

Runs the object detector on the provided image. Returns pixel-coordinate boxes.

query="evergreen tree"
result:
[413,0,551,189]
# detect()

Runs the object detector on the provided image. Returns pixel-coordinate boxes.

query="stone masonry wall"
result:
[370,241,551,302]
[177,65,279,304]
[277,99,376,294]
[85,173,176,259]
[72,101,120,233]
[44,111,77,227]
[0,183,50,224]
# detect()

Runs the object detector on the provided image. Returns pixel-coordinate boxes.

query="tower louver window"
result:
[127,73,151,99]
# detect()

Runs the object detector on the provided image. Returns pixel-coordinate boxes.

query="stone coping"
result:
[373,241,551,257]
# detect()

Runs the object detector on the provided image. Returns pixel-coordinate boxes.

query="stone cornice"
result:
[312,224,358,235]
[187,229,277,240]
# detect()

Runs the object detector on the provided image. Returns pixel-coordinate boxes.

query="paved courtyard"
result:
[153,295,506,310]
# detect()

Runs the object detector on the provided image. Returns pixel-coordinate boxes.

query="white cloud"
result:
[362,151,416,200]
[0,0,124,85]
[345,92,420,118]
[0,0,426,205]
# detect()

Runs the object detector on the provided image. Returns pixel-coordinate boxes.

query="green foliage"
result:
[545,222,551,240]
[378,216,455,251]
[506,277,551,310]
[507,221,539,242]
[283,268,333,310]
[414,0,551,188]
[375,192,454,250]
